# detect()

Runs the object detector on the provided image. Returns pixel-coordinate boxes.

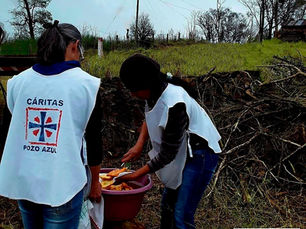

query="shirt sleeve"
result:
[147,102,189,173]
[85,86,103,166]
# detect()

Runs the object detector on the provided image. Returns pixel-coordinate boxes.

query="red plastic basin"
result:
[100,168,153,221]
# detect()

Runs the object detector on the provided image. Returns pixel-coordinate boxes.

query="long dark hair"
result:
[120,53,198,100]
[37,20,82,65]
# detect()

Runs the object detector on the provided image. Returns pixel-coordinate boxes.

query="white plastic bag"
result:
[78,200,93,229]
[89,196,104,229]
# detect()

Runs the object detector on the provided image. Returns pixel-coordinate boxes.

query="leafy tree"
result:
[10,0,53,39]
[130,13,155,47]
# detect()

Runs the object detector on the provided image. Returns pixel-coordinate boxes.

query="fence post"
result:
[126,29,130,41]
[115,35,119,49]
[98,37,103,57]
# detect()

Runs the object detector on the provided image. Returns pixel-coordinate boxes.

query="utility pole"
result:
[135,0,139,43]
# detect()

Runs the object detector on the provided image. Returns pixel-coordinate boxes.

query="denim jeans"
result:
[17,189,83,229]
[160,148,219,229]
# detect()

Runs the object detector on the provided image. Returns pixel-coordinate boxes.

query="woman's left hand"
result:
[89,180,102,202]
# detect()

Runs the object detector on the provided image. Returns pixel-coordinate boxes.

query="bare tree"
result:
[187,11,200,40]
[197,8,249,43]
[292,0,306,19]
[197,10,216,42]
[259,0,265,42]
[239,0,305,40]
[168,28,175,40]
[238,0,266,41]
[276,0,305,24]
[222,10,250,43]
[10,0,53,39]
[216,0,225,42]
[130,13,155,47]
[80,24,99,49]
[0,23,5,44]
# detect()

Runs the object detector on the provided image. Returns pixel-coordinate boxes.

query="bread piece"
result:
[99,173,113,180]
[107,167,127,177]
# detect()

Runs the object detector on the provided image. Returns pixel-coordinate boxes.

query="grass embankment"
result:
[0,39,37,55]
[1,38,304,77]
[83,39,306,78]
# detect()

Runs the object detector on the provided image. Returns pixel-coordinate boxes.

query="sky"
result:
[0,0,248,39]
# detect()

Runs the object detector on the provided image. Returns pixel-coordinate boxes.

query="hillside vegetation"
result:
[82,39,306,78]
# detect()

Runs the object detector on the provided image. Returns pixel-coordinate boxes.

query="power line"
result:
[158,0,194,13]
[177,0,205,11]
[143,0,165,26]
[103,1,126,35]
[157,0,189,20]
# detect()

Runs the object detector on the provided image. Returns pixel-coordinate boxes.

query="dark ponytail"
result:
[37,20,82,65]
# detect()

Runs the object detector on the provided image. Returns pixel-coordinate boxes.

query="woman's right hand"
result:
[121,144,143,163]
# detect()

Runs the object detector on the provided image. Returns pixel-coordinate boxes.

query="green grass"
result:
[0,38,304,78]
[0,39,37,55]
[82,39,306,78]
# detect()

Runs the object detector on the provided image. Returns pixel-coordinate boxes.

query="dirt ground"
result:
[0,159,304,229]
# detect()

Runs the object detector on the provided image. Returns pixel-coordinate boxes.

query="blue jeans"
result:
[160,148,219,229]
[17,189,83,229]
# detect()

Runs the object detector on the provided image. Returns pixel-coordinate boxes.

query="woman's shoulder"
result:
[7,68,34,84]
[163,84,186,99]
[68,67,100,82]
[166,83,186,94]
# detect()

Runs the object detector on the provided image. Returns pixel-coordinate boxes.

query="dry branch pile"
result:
[191,57,305,197]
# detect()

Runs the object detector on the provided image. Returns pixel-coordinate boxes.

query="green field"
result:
[1,38,305,78]
[0,39,37,55]
[82,39,306,78]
